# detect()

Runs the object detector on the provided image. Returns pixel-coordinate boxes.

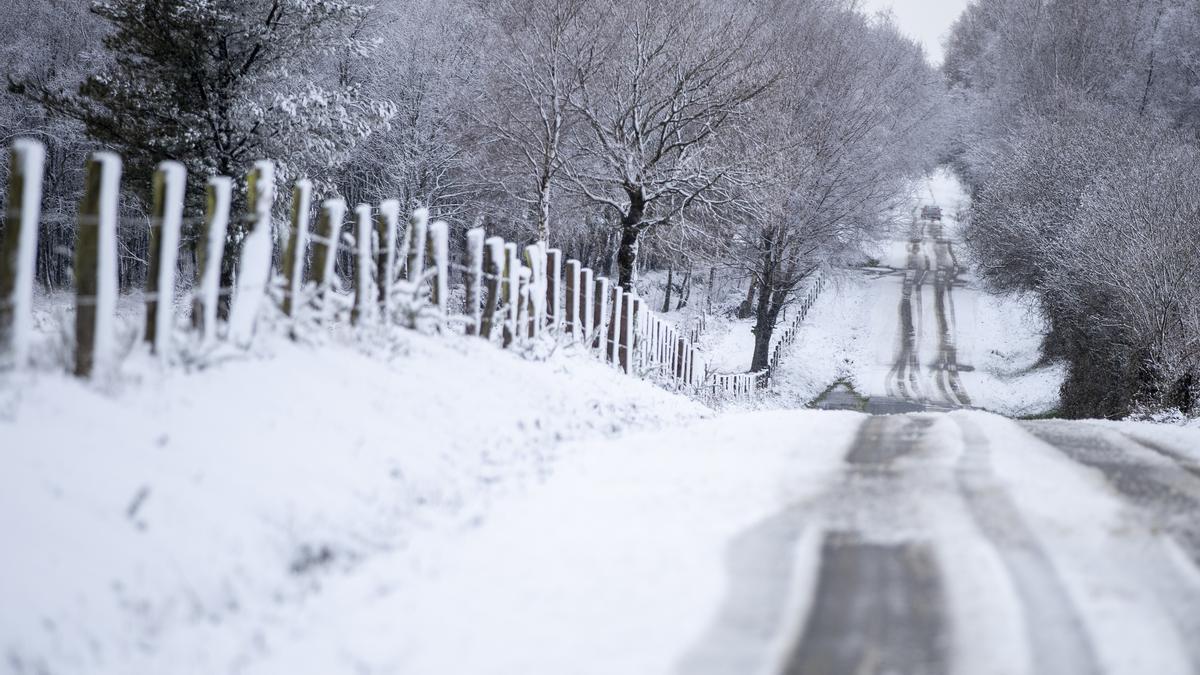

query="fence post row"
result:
[4,139,808,400]
[0,140,45,369]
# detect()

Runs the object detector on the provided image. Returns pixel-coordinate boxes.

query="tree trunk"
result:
[662,264,673,312]
[616,189,645,290]
[751,287,787,372]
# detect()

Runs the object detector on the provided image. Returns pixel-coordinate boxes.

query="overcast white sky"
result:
[861,0,971,65]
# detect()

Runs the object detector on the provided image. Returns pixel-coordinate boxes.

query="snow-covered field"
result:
[0,327,709,674]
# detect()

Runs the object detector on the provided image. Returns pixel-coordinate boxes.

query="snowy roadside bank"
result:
[0,330,708,673]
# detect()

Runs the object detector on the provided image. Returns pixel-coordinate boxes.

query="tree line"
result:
[0,0,942,368]
[946,0,1200,418]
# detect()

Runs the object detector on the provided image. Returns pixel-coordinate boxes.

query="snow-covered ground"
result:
[0,326,708,674]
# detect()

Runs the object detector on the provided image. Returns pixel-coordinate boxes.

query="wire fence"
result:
[0,140,825,402]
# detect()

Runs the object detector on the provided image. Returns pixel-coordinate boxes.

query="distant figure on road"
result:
[920,205,942,221]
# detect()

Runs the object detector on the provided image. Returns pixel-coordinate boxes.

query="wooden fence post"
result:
[310,198,345,320]
[524,244,543,338]
[74,152,121,378]
[481,236,504,339]
[593,276,608,353]
[428,220,449,319]
[564,259,580,338]
[352,204,373,326]
[281,179,312,326]
[545,248,561,330]
[580,268,594,344]
[376,199,400,319]
[465,227,485,335]
[407,207,428,282]
[228,160,275,346]
[503,242,519,348]
[608,284,622,364]
[193,176,230,344]
[0,139,45,369]
[143,161,186,357]
[620,292,635,374]
[516,266,531,342]
[675,336,686,381]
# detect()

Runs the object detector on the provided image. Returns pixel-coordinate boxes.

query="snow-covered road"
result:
[368,411,1200,675]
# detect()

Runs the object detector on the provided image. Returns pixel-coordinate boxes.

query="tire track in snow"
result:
[1022,421,1200,564]
[781,416,949,675]
[954,417,1101,675]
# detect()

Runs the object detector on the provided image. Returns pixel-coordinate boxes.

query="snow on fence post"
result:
[281,179,312,325]
[593,276,609,353]
[428,220,449,319]
[0,139,45,369]
[464,227,485,335]
[311,198,344,320]
[580,268,594,344]
[503,242,519,348]
[143,161,185,357]
[523,244,543,338]
[608,285,622,364]
[545,248,561,330]
[376,200,400,319]
[73,152,121,379]
[620,292,635,374]
[481,236,504,339]
[516,266,531,342]
[193,177,230,344]
[352,204,374,326]
[406,207,429,282]
[228,160,275,347]
[564,259,580,338]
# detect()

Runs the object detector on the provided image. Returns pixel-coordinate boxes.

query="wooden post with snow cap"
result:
[228,160,275,347]
[192,176,230,343]
[281,179,312,325]
[481,236,504,339]
[351,204,373,326]
[608,284,622,364]
[0,139,45,369]
[620,291,635,374]
[310,198,344,320]
[545,248,561,330]
[376,200,400,319]
[74,152,121,378]
[464,227,485,335]
[503,242,519,348]
[406,207,429,282]
[580,268,594,344]
[516,266,531,343]
[564,259,580,338]
[144,161,186,357]
[593,276,608,353]
[524,244,543,338]
[427,220,449,319]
